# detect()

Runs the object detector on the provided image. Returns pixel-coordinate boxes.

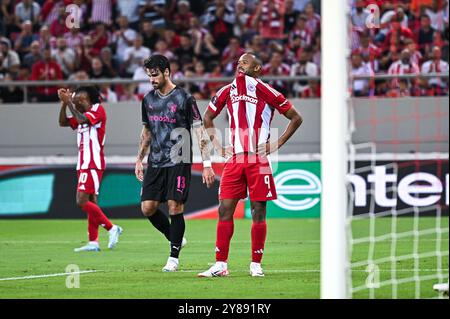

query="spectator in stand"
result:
[375,7,409,44]
[162,27,180,50]
[425,0,447,32]
[139,0,167,29]
[251,0,285,41]
[41,0,64,27]
[174,33,195,70]
[14,20,38,60]
[89,22,111,55]
[152,39,175,60]
[284,0,301,34]
[22,40,41,69]
[172,0,193,32]
[421,46,449,95]
[123,35,151,78]
[262,50,291,95]
[221,36,246,76]
[100,84,118,102]
[304,2,320,37]
[113,16,137,64]
[350,53,374,97]
[233,0,252,42]
[1,0,16,38]
[291,49,319,97]
[75,35,98,72]
[89,56,112,78]
[132,58,152,96]
[64,25,84,48]
[416,14,436,57]
[0,72,24,103]
[0,37,20,76]
[141,20,160,51]
[52,36,76,78]
[89,0,113,26]
[117,0,141,30]
[383,13,414,52]
[351,0,370,29]
[192,60,209,98]
[205,61,227,97]
[208,3,234,52]
[49,5,69,37]
[288,15,312,51]
[194,32,220,64]
[201,0,235,26]
[100,46,118,78]
[388,48,420,92]
[37,25,57,51]
[14,0,41,31]
[30,44,63,102]
[405,38,423,67]
[353,32,382,73]
[169,59,184,81]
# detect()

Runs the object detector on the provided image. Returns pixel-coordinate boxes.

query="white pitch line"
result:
[0,270,101,282]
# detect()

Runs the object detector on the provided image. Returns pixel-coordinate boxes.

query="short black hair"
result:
[144,54,171,74]
[74,86,102,104]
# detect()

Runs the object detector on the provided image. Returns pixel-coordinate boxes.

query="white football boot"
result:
[197,262,230,277]
[249,262,265,277]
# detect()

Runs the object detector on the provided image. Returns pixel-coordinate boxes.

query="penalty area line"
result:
[0,270,102,282]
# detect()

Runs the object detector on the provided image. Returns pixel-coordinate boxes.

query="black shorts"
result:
[141,164,191,203]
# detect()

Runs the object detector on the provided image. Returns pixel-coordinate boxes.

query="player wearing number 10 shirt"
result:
[58,86,122,253]
[198,53,303,278]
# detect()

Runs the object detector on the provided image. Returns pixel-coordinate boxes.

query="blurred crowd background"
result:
[0,0,448,103]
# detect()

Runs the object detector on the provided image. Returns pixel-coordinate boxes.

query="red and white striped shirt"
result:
[208,72,292,154]
[68,104,107,170]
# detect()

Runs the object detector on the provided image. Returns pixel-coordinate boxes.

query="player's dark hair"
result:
[144,55,171,75]
[74,86,102,104]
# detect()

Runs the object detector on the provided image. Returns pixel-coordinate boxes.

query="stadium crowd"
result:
[0,0,448,103]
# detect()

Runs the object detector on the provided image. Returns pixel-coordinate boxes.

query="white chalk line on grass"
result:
[0,270,102,282]
[0,268,446,282]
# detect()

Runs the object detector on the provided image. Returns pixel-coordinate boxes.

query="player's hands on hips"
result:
[218,146,233,159]
[202,167,215,188]
[256,142,279,156]
[135,160,144,182]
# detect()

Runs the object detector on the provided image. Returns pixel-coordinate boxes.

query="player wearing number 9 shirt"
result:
[58,86,123,252]
[198,53,303,278]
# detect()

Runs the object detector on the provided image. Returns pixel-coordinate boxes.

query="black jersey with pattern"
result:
[141,86,202,168]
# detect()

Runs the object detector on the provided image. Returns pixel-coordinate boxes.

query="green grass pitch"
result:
[0,218,447,299]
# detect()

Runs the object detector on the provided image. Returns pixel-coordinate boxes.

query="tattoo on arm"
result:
[194,125,213,162]
[137,126,151,161]
[66,101,88,124]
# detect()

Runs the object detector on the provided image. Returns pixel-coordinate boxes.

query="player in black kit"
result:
[136,55,215,272]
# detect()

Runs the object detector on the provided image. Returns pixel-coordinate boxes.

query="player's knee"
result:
[218,203,234,221]
[141,203,158,216]
[168,201,183,215]
[251,203,267,222]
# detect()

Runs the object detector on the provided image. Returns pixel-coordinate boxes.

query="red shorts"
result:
[77,169,104,195]
[219,153,277,201]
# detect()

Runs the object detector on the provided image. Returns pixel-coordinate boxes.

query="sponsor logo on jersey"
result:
[148,115,176,123]
[231,94,258,104]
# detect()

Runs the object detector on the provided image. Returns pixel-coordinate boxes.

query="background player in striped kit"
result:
[198,53,303,277]
[136,55,215,272]
[58,86,123,252]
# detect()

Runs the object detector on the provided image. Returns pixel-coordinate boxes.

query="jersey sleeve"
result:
[256,80,292,114]
[85,105,106,126]
[186,95,202,127]
[67,116,78,130]
[141,99,150,127]
[207,84,230,116]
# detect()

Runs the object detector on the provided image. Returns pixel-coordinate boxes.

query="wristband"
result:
[203,160,212,168]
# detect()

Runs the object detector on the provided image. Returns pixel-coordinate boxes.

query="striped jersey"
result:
[207,72,292,154]
[68,103,106,170]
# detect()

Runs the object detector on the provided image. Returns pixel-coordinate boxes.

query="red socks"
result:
[81,201,113,241]
[251,221,267,263]
[215,220,234,262]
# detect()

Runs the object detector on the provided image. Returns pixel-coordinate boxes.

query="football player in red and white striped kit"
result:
[58,87,122,252]
[198,53,303,277]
